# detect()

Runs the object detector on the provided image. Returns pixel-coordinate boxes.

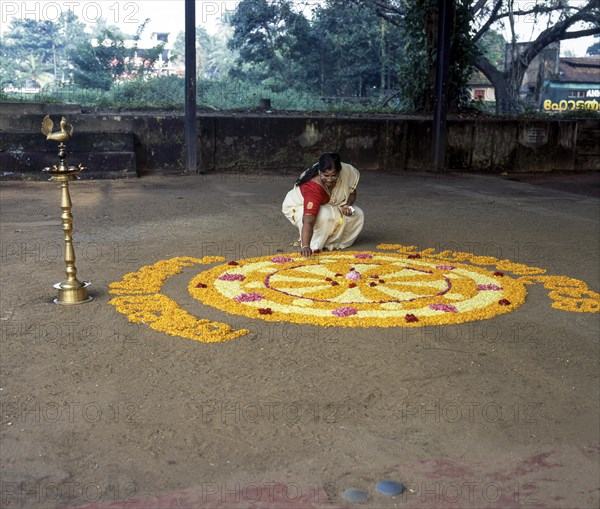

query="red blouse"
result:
[299,181,330,216]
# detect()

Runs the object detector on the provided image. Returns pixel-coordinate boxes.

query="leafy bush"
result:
[110,76,185,110]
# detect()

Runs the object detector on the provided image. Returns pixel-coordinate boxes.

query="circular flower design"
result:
[108,246,598,344]
[188,251,528,327]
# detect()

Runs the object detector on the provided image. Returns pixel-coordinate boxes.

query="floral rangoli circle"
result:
[108,245,599,343]
[189,251,527,327]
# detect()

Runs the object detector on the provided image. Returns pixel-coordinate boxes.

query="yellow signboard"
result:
[543,99,599,111]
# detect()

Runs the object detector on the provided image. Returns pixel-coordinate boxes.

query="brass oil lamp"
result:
[41,115,92,304]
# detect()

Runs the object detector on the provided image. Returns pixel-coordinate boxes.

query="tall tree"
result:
[368,0,600,113]
[227,0,317,90]
[69,21,163,90]
[171,27,237,79]
[365,0,475,111]
[312,0,403,97]
[227,0,404,97]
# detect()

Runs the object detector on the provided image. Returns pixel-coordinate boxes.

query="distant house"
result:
[540,56,600,111]
[468,47,599,112]
[90,31,184,80]
[468,70,496,102]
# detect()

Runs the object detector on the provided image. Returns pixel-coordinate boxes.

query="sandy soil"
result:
[0,170,598,509]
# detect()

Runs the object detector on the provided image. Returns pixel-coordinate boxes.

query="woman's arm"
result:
[301,214,316,257]
[342,190,357,216]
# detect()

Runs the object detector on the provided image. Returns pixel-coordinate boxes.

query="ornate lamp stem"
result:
[42,115,92,304]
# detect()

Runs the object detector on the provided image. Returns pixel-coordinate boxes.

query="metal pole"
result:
[432,0,454,172]
[185,0,197,174]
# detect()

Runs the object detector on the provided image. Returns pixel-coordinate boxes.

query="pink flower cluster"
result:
[233,292,264,303]
[218,273,246,281]
[436,265,456,270]
[477,284,502,291]
[354,253,373,259]
[271,256,294,263]
[429,303,458,313]
[332,307,358,317]
[345,269,361,281]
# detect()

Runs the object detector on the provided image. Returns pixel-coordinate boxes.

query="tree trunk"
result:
[476,54,522,114]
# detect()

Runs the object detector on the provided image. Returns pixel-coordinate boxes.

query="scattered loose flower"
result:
[498,299,511,306]
[258,308,273,315]
[405,314,419,323]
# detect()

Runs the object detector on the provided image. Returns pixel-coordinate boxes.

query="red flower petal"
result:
[331,281,339,286]
[369,282,377,287]
[379,279,385,284]
[370,275,379,278]
[405,314,419,323]
[408,254,421,259]
[228,261,239,266]
[349,283,357,288]
[258,308,273,315]
[195,283,207,288]
[494,271,504,277]
[325,277,332,281]
[498,299,511,306]
[335,273,343,277]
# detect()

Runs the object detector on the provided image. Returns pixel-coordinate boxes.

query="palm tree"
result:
[18,54,54,88]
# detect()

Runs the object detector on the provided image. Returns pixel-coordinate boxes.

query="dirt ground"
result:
[0,170,599,509]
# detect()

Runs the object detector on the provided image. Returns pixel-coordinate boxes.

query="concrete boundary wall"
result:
[1,104,598,177]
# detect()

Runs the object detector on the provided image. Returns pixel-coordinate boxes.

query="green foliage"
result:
[0,13,88,87]
[69,21,164,91]
[228,0,317,89]
[394,0,476,112]
[109,76,184,110]
[5,0,593,117]
[312,0,404,96]
[69,35,116,90]
[226,0,404,98]
[171,27,237,79]
[477,30,506,71]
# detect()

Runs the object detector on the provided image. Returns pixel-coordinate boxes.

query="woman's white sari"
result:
[282,163,364,250]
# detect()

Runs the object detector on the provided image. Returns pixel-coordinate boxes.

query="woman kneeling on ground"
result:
[282,152,364,258]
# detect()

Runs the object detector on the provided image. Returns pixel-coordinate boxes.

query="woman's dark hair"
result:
[295,152,342,186]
